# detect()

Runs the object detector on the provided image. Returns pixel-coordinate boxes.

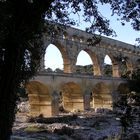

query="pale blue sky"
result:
[45,4,140,70]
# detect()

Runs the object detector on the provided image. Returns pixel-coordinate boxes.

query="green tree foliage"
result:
[115,94,133,133]
[0,1,55,139]
[128,68,140,93]
[17,86,28,101]
[115,68,140,136]
[55,68,63,73]
[75,65,93,74]
[46,67,53,72]
[103,64,112,76]
[100,0,140,31]
[75,64,113,76]
[127,68,140,118]
[0,0,140,139]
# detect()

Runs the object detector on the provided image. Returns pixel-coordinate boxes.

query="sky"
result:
[45,4,140,70]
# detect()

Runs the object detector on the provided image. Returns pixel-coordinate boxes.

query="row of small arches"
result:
[45,44,104,70]
[26,81,113,117]
[44,44,132,77]
[26,80,128,117]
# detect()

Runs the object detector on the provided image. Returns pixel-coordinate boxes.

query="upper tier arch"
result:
[41,25,140,77]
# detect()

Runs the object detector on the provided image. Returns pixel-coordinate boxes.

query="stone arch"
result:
[76,49,101,76]
[125,57,133,72]
[45,43,72,73]
[60,82,83,111]
[104,53,119,77]
[26,81,52,117]
[92,82,112,109]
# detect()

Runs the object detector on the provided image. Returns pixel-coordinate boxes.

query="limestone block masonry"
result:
[27,26,140,117]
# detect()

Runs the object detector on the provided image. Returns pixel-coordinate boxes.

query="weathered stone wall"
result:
[26,72,125,117]
[26,81,52,117]
[41,26,140,77]
[27,26,140,117]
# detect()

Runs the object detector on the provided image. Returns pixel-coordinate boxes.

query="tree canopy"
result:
[128,68,140,93]
[0,0,140,140]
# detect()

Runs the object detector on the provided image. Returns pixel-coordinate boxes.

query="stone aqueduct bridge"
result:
[27,27,140,117]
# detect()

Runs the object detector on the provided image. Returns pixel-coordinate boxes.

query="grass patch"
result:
[24,126,44,132]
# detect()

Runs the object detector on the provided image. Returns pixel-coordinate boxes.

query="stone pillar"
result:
[63,63,72,73]
[93,53,102,76]
[71,61,76,73]
[98,55,105,76]
[84,91,91,110]
[51,91,59,116]
[94,66,101,76]
[112,64,120,77]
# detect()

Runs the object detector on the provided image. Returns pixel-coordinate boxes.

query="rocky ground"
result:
[11,111,140,140]
[11,102,140,140]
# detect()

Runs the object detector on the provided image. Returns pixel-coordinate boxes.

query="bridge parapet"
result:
[37,71,125,81]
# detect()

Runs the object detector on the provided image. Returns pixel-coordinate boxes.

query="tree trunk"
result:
[0,44,22,140]
[0,1,56,139]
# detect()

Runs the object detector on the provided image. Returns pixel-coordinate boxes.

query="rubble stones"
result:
[12,110,140,140]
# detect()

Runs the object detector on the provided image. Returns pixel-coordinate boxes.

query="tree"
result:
[55,68,63,73]
[46,67,53,72]
[0,0,140,139]
[114,68,140,137]
[100,0,140,31]
[0,1,56,139]
[128,68,140,93]
[103,64,112,76]
[75,65,93,74]
[127,68,140,118]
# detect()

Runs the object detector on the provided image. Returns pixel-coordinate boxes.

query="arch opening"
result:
[26,81,52,117]
[44,43,71,73]
[91,82,112,109]
[103,55,113,77]
[104,54,120,77]
[76,50,101,75]
[44,44,63,72]
[60,82,83,112]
